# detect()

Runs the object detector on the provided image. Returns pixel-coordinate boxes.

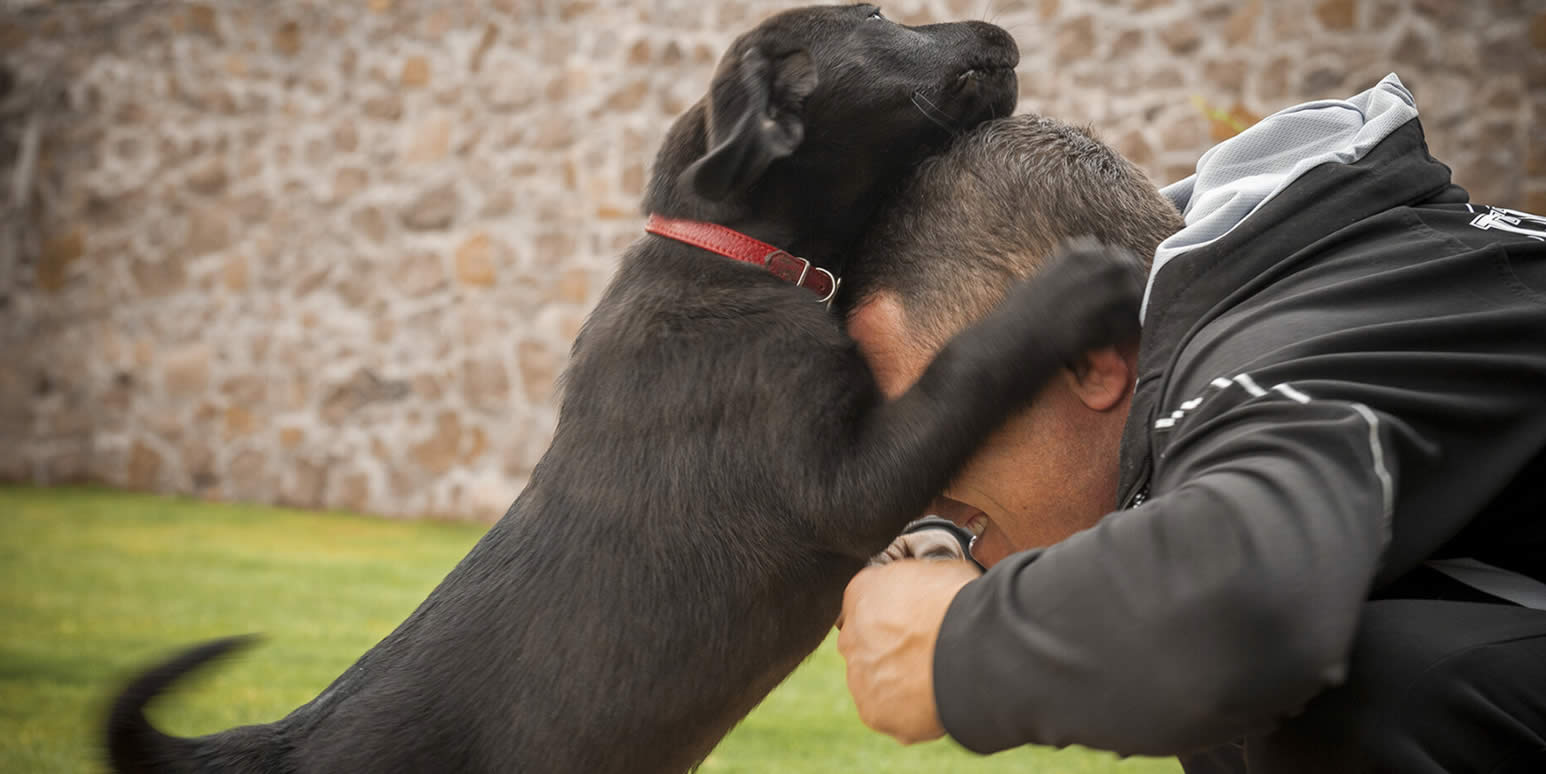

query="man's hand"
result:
[836,560,981,744]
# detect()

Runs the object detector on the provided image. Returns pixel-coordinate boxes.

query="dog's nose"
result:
[964,21,1020,69]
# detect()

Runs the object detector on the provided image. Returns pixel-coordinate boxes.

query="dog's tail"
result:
[106,635,259,774]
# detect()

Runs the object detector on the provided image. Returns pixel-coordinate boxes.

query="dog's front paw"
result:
[1018,239,1146,362]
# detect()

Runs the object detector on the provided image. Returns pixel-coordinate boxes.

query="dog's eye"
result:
[866,8,885,20]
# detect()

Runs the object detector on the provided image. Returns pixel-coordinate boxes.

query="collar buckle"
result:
[764,250,840,307]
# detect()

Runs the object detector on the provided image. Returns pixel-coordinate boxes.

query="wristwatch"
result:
[901,515,986,572]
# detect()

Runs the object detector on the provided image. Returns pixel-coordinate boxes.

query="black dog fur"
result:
[105,6,1142,773]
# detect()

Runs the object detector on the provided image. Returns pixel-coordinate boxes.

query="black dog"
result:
[107,6,1141,773]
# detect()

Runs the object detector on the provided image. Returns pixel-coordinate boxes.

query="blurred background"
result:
[2,0,1543,521]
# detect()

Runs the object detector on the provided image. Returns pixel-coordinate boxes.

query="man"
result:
[836,75,1546,773]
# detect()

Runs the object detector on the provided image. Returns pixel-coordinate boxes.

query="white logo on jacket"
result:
[1467,205,1546,242]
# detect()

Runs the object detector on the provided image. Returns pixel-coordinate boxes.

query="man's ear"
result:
[681,46,818,201]
[1064,347,1133,412]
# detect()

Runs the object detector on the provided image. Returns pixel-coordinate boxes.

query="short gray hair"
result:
[842,114,1183,348]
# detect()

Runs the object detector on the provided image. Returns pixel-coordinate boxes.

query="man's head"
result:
[843,114,1184,565]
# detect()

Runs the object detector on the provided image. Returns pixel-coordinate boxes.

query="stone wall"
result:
[3,0,1543,520]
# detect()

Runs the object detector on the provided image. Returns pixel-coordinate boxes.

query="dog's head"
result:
[646,5,1019,243]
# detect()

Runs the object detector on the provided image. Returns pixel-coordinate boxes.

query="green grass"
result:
[0,486,1179,773]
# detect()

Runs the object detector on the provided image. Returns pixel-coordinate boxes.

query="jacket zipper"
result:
[1124,485,1149,509]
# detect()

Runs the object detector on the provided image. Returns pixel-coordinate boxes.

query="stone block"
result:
[279,427,306,450]
[401,55,431,88]
[163,345,211,399]
[330,471,373,514]
[128,441,162,490]
[321,369,410,425]
[187,162,228,195]
[535,232,578,265]
[184,207,232,258]
[455,233,499,287]
[463,357,510,412]
[518,341,559,403]
[405,115,453,163]
[224,406,258,439]
[1159,18,1200,54]
[334,167,369,201]
[1056,16,1095,62]
[222,375,267,405]
[1209,104,1261,143]
[1159,111,1205,151]
[333,121,359,153]
[603,79,650,112]
[661,41,684,66]
[1315,0,1358,30]
[222,256,249,291]
[394,251,448,296]
[1114,130,1154,167]
[282,458,328,508]
[471,24,499,72]
[37,228,85,292]
[131,257,188,297]
[1527,143,1546,177]
[1526,190,1546,218]
[182,439,216,492]
[401,184,460,231]
[463,426,489,465]
[628,39,651,66]
[1203,58,1247,95]
[233,192,272,221]
[482,190,515,218]
[412,373,445,400]
[411,411,463,475]
[1225,0,1262,45]
[227,449,268,498]
[0,452,32,484]
[353,206,391,244]
[42,449,88,484]
[364,94,404,121]
[274,20,302,56]
[552,269,592,305]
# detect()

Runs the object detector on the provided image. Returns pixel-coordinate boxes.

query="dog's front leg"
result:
[821,243,1145,558]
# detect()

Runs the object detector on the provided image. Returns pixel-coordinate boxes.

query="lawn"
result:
[0,486,1180,773]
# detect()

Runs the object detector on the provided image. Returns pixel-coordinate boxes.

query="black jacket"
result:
[933,117,1546,756]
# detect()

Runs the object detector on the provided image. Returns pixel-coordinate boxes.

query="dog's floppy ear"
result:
[682,46,818,201]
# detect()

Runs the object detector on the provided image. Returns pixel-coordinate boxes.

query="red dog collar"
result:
[645,214,840,305]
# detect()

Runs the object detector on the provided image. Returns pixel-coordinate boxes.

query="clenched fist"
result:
[836,560,982,744]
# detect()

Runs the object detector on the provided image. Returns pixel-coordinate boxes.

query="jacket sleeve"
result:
[933,386,1411,756]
